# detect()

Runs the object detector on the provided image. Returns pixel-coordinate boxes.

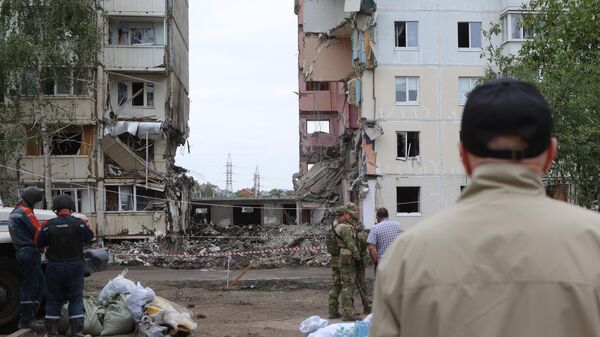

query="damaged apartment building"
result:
[296,0,540,229]
[293,0,377,225]
[17,0,191,238]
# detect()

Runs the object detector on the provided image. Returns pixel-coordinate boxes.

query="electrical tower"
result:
[253,166,261,197]
[226,153,233,194]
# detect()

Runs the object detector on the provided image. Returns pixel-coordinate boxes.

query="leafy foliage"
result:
[0,0,101,203]
[482,0,600,208]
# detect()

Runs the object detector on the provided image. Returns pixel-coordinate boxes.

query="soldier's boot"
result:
[19,319,45,333]
[70,318,91,337]
[44,319,58,337]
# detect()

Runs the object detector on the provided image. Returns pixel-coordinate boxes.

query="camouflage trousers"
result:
[355,261,372,314]
[328,257,356,316]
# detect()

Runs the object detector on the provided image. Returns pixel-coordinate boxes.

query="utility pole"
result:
[226,153,233,195]
[253,166,260,197]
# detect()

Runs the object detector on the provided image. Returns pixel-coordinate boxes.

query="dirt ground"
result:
[81,267,374,337]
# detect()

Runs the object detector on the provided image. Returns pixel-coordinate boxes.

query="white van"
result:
[0,206,107,332]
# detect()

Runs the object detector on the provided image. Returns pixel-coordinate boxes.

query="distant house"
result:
[236,188,255,198]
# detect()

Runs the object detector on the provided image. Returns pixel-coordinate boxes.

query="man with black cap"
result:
[36,194,94,337]
[370,78,600,337]
[8,186,46,332]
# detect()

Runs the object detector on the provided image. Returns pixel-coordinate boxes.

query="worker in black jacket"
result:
[36,194,94,337]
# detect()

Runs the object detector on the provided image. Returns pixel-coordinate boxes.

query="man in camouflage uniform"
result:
[330,205,361,321]
[347,202,372,315]
[326,208,343,319]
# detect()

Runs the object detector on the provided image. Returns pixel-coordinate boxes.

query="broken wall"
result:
[167,0,190,140]
[303,0,350,33]
[211,205,233,227]
[302,35,353,81]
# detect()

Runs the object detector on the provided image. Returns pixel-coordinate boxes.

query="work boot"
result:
[19,319,45,333]
[69,318,90,337]
[328,312,341,319]
[342,314,360,322]
[44,319,58,337]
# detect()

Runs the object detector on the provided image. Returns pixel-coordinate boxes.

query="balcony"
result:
[19,156,95,183]
[87,212,167,237]
[19,97,95,124]
[102,0,165,16]
[103,45,166,72]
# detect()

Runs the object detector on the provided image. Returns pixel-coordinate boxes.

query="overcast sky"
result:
[175,1,299,192]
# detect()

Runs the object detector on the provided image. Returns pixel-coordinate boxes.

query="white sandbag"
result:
[299,316,329,336]
[99,269,136,302]
[125,282,156,323]
[308,323,355,337]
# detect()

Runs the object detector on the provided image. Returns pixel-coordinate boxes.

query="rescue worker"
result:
[332,205,361,321]
[8,186,46,332]
[346,202,371,315]
[326,207,344,319]
[36,194,94,337]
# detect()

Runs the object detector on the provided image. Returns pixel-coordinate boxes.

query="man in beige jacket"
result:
[370,78,600,337]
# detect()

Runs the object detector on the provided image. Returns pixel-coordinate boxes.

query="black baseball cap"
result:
[460,78,553,160]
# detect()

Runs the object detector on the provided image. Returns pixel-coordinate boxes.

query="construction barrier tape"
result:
[106,234,324,240]
[113,245,327,259]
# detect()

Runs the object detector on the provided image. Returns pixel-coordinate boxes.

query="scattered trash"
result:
[98,269,136,301]
[125,283,156,323]
[300,315,329,336]
[306,314,372,337]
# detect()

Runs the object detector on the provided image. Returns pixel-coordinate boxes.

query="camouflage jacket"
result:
[334,221,360,260]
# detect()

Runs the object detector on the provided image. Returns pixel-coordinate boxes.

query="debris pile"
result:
[107,222,331,269]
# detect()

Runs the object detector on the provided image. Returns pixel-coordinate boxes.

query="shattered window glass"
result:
[105,186,119,212]
[51,130,82,155]
[132,82,145,106]
[120,185,133,211]
[118,82,128,106]
[396,187,420,213]
[131,27,156,45]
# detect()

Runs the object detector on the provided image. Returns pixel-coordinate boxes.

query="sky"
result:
[175,1,300,192]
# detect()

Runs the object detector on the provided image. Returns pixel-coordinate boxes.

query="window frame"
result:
[394,76,419,105]
[394,21,419,49]
[457,21,482,49]
[505,13,535,41]
[105,185,161,213]
[40,67,91,97]
[396,186,421,215]
[51,188,95,213]
[306,120,330,134]
[396,131,420,160]
[458,76,480,105]
[126,81,155,108]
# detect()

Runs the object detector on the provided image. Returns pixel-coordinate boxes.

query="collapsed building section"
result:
[16,0,191,238]
[294,0,376,224]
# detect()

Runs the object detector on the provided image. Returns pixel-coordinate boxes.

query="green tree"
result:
[482,0,600,208]
[0,0,101,204]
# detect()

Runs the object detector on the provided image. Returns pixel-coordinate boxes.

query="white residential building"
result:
[359,0,530,228]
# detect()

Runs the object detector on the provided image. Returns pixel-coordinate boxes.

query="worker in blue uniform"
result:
[8,186,46,332]
[36,194,94,337]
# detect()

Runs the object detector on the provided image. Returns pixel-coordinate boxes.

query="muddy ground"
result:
[82,267,373,337]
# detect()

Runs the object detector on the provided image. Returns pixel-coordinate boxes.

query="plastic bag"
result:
[98,269,136,302]
[300,316,329,336]
[57,297,104,336]
[125,282,156,323]
[101,294,135,336]
[308,323,355,337]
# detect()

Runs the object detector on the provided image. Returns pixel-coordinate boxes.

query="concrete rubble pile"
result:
[107,222,330,269]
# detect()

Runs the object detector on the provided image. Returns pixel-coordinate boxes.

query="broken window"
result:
[395,76,419,103]
[306,81,329,91]
[21,69,38,96]
[117,133,154,159]
[458,77,480,105]
[396,131,419,159]
[395,21,418,47]
[135,186,162,211]
[56,68,71,95]
[132,82,144,106]
[118,82,128,106]
[51,129,82,155]
[307,120,330,134]
[105,186,119,211]
[396,187,420,213]
[73,69,91,96]
[51,188,94,213]
[41,67,90,96]
[458,22,481,48]
[131,27,156,45]
[119,185,133,211]
[146,83,154,106]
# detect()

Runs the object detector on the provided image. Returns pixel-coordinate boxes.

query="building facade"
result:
[16,0,191,238]
[296,0,530,228]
